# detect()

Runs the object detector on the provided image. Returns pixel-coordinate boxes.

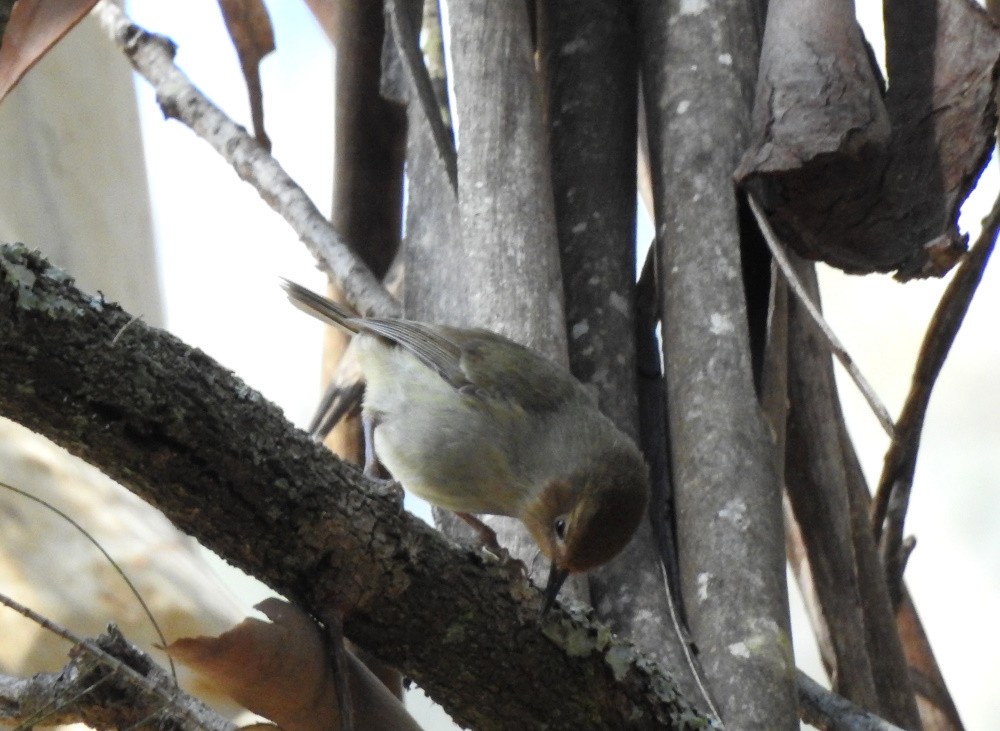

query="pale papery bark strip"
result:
[783,258,883,713]
[384,0,457,191]
[748,195,896,439]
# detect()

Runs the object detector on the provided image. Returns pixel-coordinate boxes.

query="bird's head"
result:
[522,444,649,613]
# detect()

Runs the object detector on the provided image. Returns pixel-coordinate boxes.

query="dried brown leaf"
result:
[166,598,338,731]
[738,0,1000,278]
[217,0,274,150]
[166,599,421,731]
[302,0,337,43]
[0,0,97,104]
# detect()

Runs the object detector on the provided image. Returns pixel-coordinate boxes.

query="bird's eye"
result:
[553,516,568,542]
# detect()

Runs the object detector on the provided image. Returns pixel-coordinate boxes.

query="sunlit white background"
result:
[118,2,1000,728]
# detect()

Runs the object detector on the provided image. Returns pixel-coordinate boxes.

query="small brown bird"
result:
[283,281,648,612]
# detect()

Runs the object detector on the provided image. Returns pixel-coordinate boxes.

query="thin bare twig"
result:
[0,480,176,684]
[12,669,118,730]
[0,592,234,731]
[797,670,907,731]
[91,1,398,319]
[747,194,897,439]
[872,191,1000,600]
[111,314,144,346]
[385,0,458,191]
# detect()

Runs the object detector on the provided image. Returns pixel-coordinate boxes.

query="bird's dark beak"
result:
[542,564,570,615]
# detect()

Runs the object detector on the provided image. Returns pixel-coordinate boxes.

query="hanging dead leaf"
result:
[302,0,338,44]
[166,598,337,731]
[165,598,421,731]
[737,0,1000,279]
[0,0,98,104]
[217,0,275,151]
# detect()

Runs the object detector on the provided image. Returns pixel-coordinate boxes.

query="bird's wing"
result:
[359,320,580,413]
[356,318,471,390]
[456,332,581,411]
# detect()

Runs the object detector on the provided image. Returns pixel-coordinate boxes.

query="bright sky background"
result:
[124,2,1000,728]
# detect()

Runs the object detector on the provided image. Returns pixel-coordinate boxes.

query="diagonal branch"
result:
[796,670,907,731]
[748,194,897,439]
[0,243,707,730]
[91,1,398,319]
[0,242,922,731]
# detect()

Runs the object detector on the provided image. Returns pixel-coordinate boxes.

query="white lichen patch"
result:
[697,571,712,602]
[604,644,634,682]
[728,641,751,659]
[718,498,747,526]
[571,320,590,340]
[680,0,709,14]
[609,291,629,316]
[709,312,734,335]
[542,612,614,658]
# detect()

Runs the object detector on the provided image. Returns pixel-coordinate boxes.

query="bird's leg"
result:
[362,414,403,502]
[362,414,381,478]
[456,512,529,580]
[455,512,502,554]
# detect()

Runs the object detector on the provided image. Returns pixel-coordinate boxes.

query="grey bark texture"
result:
[401,0,462,325]
[0,243,711,731]
[785,258,920,729]
[797,669,908,731]
[412,0,587,599]
[0,627,236,731]
[638,0,798,728]
[537,0,706,708]
[785,260,881,711]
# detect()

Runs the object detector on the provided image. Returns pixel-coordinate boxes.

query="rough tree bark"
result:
[785,257,920,728]
[0,242,709,731]
[407,0,589,602]
[536,0,706,708]
[638,1,799,728]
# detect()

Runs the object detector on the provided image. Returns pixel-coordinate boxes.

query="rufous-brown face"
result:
[521,447,648,611]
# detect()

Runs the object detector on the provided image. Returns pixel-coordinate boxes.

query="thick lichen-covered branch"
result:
[0,243,707,730]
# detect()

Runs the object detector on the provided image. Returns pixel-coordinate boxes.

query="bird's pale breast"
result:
[354,334,531,515]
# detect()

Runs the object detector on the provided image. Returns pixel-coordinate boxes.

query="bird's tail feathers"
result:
[281,279,360,333]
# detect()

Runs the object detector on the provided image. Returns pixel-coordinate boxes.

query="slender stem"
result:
[385,0,458,191]
[747,194,897,439]
[871,191,1000,595]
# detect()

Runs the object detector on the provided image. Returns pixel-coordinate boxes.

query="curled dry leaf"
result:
[216,0,274,150]
[165,597,339,731]
[0,0,98,103]
[165,598,421,731]
[737,0,1000,279]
